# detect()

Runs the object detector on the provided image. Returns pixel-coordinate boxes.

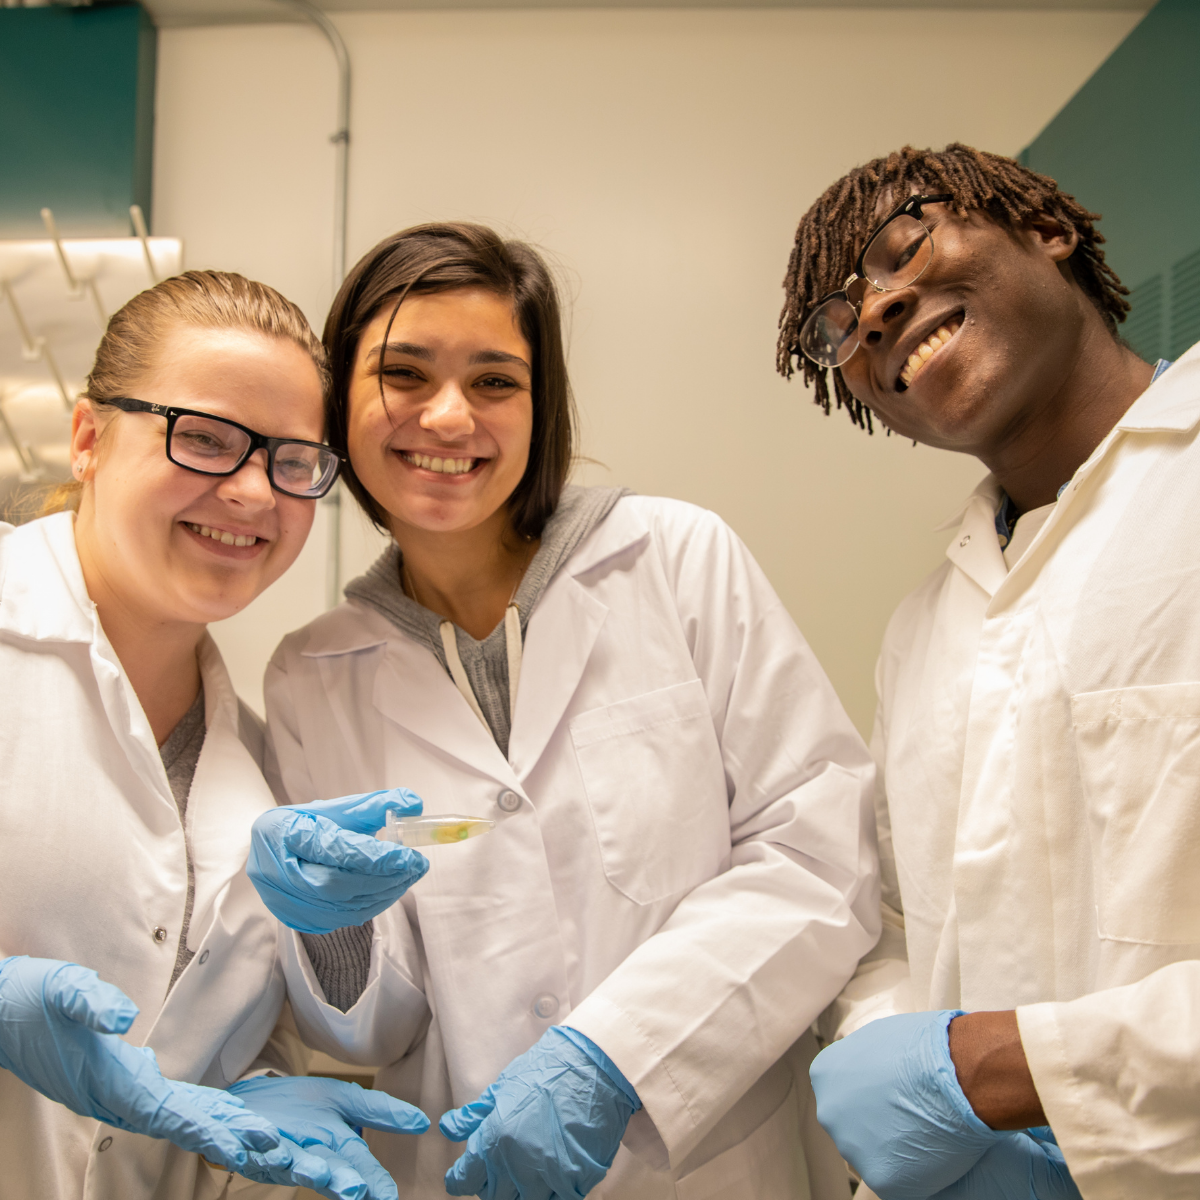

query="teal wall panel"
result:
[1019,0,1200,362]
[0,4,156,238]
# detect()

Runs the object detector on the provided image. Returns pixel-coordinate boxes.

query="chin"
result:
[180,579,263,625]
[879,382,1000,450]
[396,497,494,535]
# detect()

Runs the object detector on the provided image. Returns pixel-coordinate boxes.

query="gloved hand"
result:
[931,1129,1081,1200]
[248,789,430,934]
[0,956,281,1172]
[810,1010,1067,1200]
[229,1075,429,1200]
[440,1025,640,1200]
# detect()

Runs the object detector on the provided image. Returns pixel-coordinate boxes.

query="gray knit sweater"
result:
[300,485,627,1012]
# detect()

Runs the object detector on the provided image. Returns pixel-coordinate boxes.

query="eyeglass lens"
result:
[169,413,338,498]
[798,213,934,368]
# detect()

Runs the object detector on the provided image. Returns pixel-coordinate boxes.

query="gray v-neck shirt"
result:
[159,688,205,991]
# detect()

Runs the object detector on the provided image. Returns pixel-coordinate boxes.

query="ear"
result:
[71,399,100,481]
[1023,212,1079,264]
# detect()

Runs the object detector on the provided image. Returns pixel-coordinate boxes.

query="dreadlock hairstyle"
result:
[776,143,1131,432]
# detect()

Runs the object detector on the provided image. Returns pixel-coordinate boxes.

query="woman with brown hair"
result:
[253,223,880,1200]
[0,270,426,1200]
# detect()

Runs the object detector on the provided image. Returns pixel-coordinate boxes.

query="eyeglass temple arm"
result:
[905,192,954,218]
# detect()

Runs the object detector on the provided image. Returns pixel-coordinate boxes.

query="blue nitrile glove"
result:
[931,1128,1081,1200]
[440,1025,640,1200]
[0,956,281,1172]
[248,789,430,934]
[811,1010,1011,1199]
[229,1075,430,1200]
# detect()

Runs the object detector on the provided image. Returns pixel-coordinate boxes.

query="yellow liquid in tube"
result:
[377,811,495,848]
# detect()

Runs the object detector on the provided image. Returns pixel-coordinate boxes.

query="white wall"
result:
[155,6,1141,734]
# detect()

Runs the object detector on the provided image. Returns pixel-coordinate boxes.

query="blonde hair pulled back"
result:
[44,270,328,515]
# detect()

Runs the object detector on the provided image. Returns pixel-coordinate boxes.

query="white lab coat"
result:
[0,513,305,1200]
[832,342,1200,1199]
[265,495,880,1200]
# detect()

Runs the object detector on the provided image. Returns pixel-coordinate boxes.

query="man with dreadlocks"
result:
[778,142,1200,1200]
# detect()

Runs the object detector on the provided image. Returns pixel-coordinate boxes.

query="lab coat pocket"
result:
[571,678,730,905]
[1072,682,1200,945]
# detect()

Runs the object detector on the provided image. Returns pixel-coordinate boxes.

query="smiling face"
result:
[73,324,325,627]
[837,203,1087,454]
[346,287,534,541]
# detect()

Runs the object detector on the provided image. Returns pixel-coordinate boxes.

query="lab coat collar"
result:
[935,475,999,534]
[297,498,648,663]
[942,478,1008,600]
[365,512,637,783]
[935,343,1200,599]
[0,513,98,644]
[562,497,651,579]
[298,601,392,658]
[301,501,648,783]
[1116,339,1200,433]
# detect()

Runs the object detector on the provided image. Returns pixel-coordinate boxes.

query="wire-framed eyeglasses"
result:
[798,193,953,369]
[99,397,345,499]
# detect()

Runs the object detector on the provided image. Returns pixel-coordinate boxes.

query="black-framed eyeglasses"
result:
[798,193,954,369]
[100,398,345,499]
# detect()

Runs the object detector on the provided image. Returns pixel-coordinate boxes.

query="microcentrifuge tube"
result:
[376,810,495,848]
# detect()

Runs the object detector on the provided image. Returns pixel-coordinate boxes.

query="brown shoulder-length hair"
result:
[323,222,577,539]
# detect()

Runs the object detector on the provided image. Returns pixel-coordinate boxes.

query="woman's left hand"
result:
[228,1074,430,1200]
[247,789,429,934]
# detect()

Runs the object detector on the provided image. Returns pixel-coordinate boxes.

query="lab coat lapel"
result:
[0,515,175,819]
[372,636,518,786]
[506,575,608,781]
[186,635,276,941]
[944,488,1007,600]
[0,513,94,644]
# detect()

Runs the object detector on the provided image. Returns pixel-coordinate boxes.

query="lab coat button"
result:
[532,993,559,1018]
[498,790,521,813]
[152,926,168,943]
[198,949,210,964]
[98,1136,113,1152]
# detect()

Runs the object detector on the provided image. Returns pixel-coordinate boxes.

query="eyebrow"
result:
[367,341,434,364]
[365,342,531,372]
[469,350,530,371]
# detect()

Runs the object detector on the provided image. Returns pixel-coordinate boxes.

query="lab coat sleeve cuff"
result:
[563,992,700,1165]
[819,904,912,1042]
[1018,961,1200,1200]
[279,915,428,1068]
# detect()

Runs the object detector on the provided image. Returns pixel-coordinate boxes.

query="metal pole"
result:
[1,281,72,411]
[275,0,350,610]
[130,205,160,284]
[43,207,108,327]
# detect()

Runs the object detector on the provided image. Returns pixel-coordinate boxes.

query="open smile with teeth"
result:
[898,315,963,389]
[186,522,259,547]
[401,451,479,476]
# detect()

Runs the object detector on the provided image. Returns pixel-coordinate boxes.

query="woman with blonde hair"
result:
[249,224,881,1200]
[0,270,426,1200]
